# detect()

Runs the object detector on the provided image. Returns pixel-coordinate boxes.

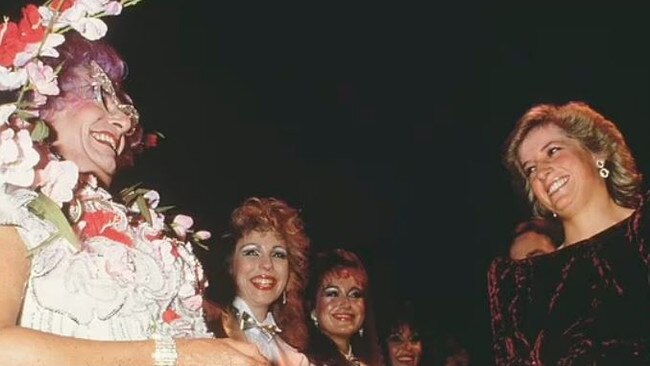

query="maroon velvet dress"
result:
[488,202,650,365]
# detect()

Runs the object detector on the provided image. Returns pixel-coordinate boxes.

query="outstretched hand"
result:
[177,338,270,366]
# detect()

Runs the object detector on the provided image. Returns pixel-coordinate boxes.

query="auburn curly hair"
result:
[209,197,310,350]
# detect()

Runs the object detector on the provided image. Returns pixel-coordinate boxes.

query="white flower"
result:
[26,60,59,96]
[193,230,211,241]
[37,160,79,206]
[38,5,86,31]
[0,129,40,187]
[71,17,108,41]
[78,0,109,16]
[0,104,17,125]
[0,67,27,91]
[171,214,194,239]
[13,33,66,67]
[104,1,123,15]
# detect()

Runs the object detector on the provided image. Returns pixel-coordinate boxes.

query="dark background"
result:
[4,2,650,364]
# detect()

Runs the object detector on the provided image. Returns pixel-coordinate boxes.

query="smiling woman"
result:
[306,248,384,366]
[205,196,311,365]
[488,102,650,365]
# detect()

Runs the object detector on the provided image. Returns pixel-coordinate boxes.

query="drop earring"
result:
[596,159,610,178]
[358,327,364,337]
[310,310,319,327]
[282,290,287,305]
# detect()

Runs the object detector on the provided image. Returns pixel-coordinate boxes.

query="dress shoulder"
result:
[0,188,59,252]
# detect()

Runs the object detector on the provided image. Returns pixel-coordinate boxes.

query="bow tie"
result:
[236,310,282,341]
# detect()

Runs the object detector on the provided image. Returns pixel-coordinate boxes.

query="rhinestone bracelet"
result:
[152,333,178,366]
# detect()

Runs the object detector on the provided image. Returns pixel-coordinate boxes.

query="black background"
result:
[4,2,650,364]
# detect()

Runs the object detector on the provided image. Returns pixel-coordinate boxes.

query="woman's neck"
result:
[562,198,634,245]
[235,297,269,322]
[330,335,351,356]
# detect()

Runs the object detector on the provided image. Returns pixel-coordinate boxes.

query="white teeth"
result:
[91,132,117,152]
[252,279,274,286]
[548,176,568,195]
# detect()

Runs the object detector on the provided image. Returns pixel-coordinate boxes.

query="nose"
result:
[108,110,134,135]
[535,161,553,181]
[259,254,274,271]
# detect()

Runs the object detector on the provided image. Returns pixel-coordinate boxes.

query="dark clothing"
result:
[488,202,650,365]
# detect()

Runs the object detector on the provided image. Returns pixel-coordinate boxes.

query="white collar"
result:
[232,296,277,326]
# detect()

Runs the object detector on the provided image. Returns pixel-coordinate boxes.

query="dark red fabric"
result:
[488,199,650,365]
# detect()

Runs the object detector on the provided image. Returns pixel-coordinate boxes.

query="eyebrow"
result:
[520,139,563,167]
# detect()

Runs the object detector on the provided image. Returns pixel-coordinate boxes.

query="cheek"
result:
[315,297,333,317]
[232,258,254,281]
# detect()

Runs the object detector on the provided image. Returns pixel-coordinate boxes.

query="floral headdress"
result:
[0,0,208,252]
[1,0,143,187]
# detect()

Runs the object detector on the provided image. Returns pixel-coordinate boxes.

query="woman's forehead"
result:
[321,267,366,286]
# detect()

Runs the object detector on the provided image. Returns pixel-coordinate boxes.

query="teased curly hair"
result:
[306,248,384,366]
[503,101,642,217]
[39,32,143,169]
[210,197,310,350]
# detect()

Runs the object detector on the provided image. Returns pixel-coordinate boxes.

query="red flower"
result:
[49,0,75,12]
[18,5,45,44]
[144,133,159,148]
[0,21,26,67]
[162,308,180,323]
[81,210,133,247]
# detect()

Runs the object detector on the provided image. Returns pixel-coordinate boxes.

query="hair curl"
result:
[503,101,642,217]
[209,197,310,350]
[306,248,384,366]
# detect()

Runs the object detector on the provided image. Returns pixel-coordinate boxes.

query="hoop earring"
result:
[282,290,287,305]
[596,159,610,178]
[358,327,364,337]
[310,310,319,328]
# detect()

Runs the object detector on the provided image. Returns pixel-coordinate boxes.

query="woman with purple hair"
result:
[0,2,267,365]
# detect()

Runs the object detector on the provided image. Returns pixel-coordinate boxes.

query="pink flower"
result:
[37,160,79,206]
[181,294,203,312]
[193,230,211,241]
[172,214,194,239]
[104,1,122,15]
[26,60,59,95]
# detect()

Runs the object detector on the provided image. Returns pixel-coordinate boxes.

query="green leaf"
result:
[155,205,175,213]
[136,195,152,225]
[30,120,50,142]
[27,193,80,251]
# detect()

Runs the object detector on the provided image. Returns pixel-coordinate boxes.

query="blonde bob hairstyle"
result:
[503,101,642,217]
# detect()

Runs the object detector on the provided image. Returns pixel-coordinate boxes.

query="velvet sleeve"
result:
[487,256,537,366]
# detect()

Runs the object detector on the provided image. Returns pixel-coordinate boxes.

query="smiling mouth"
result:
[547,175,569,195]
[397,355,415,363]
[331,313,355,322]
[250,275,277,290]
[90,131,121,154]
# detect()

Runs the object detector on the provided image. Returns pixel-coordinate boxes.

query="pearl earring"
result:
[596,159,610,178]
